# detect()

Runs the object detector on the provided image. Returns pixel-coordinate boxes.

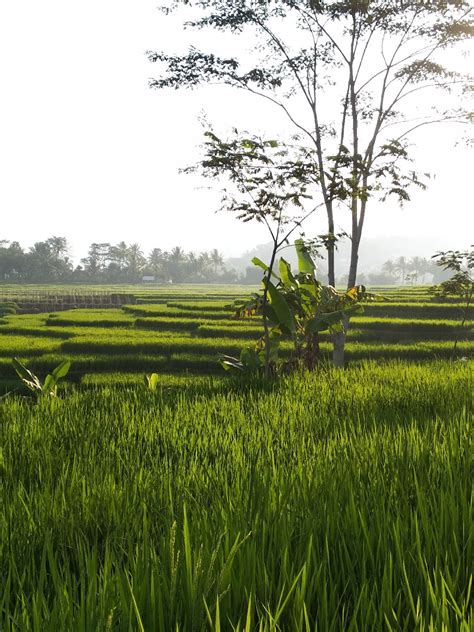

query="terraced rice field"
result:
[0,284,471,389]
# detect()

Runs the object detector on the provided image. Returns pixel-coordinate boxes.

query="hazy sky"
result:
[1,0,472,261]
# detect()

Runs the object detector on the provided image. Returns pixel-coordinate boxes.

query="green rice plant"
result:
[363,302,466,319]
[135,317,204,332]
[0,313,48,327]
[0,361,471,629]
[46,309,135,328]
[351,316,473,331]
[27,353,170,375]
[167,353,227,372]
[60,335,266,357]
[0,325,73,339]
[81,372,219,389]
[198,324,263,340]
[0,302,18,317]
[0,334,62,356]
[0,285,471,391]
[341,339,473,361]
[122,305,235,320]
[135,317,260,332]
[166,301,233,312]
[345,328,473,345]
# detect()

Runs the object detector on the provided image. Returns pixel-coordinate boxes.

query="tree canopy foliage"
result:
[149,0,473,363]
[0,238,232,284]
[150,0,472,281]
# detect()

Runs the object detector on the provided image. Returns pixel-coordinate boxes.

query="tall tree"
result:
[408,256,431,284]
[126,243,146,279]
[0,241,27,281]
[381,259,398,283]
[209,248,224,275]
[109,241,130,272]
[80,243,111,279]
[198,251,212,280]
[186,251,203,280]
[46,236,69,261]
[27,237,72,282]
[148,248,165,279]
[394,255,408,284]
[150,0,473,364]
[169,246,187,281]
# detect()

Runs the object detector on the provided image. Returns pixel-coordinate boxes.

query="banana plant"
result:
[144,373,159,391]
[12,358,71,398]
[221,240,380,374]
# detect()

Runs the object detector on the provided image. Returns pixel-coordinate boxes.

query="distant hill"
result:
[226,235,458,278]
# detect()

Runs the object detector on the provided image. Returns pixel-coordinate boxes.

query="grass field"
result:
[1,361,472,630]
[0,284,472,630]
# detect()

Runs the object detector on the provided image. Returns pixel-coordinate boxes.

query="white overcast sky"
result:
[0,0,472,261]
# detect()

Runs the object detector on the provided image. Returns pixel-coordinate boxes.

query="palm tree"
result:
[394,256,408,285]
[410,257,430,283]
[186,252,201,281]
[198,252,213,281]
[209,248,224,276]
[109,241,129,271]
[148,248,164,278]
[46,236,69,259]
[169,246,187,282]
[381,259,397,283]
[126,243,146,278]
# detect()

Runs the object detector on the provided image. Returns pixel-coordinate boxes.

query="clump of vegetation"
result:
[12,357,71,398]
[432,246,473,355]
[144,372,159,391]
[221,241,381,375]
[0,302,18,317]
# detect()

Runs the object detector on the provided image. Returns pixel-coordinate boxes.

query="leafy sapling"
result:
[12,358,71,398]
[220,240,381,375]
[432,246,473,356]
[194,130,324,376]
[144,373,160,391]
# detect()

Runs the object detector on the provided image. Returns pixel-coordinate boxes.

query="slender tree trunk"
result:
[336,228,360,367]
[303,332,320,371]
[348,226,361,288]
[262,236,279,379]
[333,30,360,369]
[332,315,349,367]
[327,207,336,287]
[452,285,473,358]
[337,208,362,366]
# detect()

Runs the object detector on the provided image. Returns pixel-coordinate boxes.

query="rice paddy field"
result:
[0,284,472,630]
[0,284,472,388]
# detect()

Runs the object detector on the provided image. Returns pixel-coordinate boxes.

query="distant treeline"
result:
[340,256,450,286]
[0,237,239,284]
[0,237,450,285]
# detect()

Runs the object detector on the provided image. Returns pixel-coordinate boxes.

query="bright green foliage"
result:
[0,302,18,317]
[432,247,473,355]
[0,361,472,630]
[0,286,472,389]
[144,373,159,391]
[224,242,382,373]
[12,357,71,398]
